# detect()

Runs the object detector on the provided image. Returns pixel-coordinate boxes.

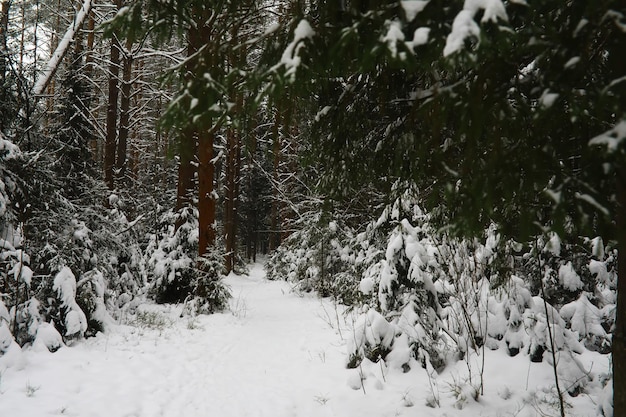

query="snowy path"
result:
[0,263,354,417]
[0,263,610,417]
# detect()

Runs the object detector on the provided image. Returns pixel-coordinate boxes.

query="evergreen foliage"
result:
[273,0,623,242]
[146,206,230,312]
[268,187,615,397]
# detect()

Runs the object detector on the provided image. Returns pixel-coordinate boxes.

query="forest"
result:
[0,1,624,416]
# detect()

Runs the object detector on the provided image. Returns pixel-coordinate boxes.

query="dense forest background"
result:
[0,1,624,416]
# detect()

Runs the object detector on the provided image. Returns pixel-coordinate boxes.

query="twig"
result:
[536,243,566,417]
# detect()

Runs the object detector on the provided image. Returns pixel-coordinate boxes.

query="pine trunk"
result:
[0,0,8,132]
[195,11,216,255]
[175,124,196,228]
[85,10,95,69]
[175,21,201,226]
[0,0,8,81]
[18,1,25,72]
[198,130,216,256]
[116,39,133,187]
[85,10,98,162]
[104,7,122,191]
[269,105,281,251]
[224,127,240,273]
[246,126,258,262]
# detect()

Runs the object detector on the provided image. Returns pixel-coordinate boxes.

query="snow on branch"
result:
[32,0,93,97]
[444,0,508,57]
[588,120,626,153]
[280,19,315,81]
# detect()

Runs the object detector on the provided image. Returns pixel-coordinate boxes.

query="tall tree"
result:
[104,0,122,190]
[0,0,8,80]
[0,0,12,132]
[115,38,134,187]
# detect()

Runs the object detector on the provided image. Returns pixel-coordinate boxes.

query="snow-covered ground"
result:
[0,263,610,416]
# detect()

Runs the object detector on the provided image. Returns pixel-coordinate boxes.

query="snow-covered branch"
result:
[32,0,93,97]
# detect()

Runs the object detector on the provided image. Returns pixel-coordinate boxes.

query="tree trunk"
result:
[116,38,133,187]
[85,9,98,162]
[246,123,258,262]
[198,130,216,256]
[176,16,201,231]
[85,10,95,69]
[609,21,626,415]
[281,102,295,243]
[18,1,25,73]
[609,162,624,414]
[224,126,240,273]
[45,0,61,122]
[269,105,281,251]
[0,0,8,82]
[175,125,196,227]
[0,0,8,133]
[31,0,92,97]
[104,7,122,191]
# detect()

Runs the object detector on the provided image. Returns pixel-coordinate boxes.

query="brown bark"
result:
[195,6,228,258]
[178,11,210,242]
[224,126,240,273]
[44,0,61,128]
[175,125,196,226]
[246,121,258,262]
[85,10,98,160]
[116,38,133,187]
[130,59,143,181]
[175,20,199,223]
[104,28,121,190]
[280,102,295,243]
[198,131,216,256]
[269,105,281,251]
[224,31,245,271]
[85,11,95,68]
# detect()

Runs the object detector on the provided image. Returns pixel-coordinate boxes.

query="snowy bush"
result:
[146,207,230,313]
[266,184,614,397]
[347,308,395,367]
[362,191,613,374]
[24,209,138,339]
[146,207,198,303]
[264,172,392,306]
[32,322,64,353]
[266,204,383,307]
[76,269,111,336]
[53,266,88,340]
[0,233,41,347]
[11,298,43,347]
[0,319,13,354]
[560,292,611,354]
[185,251,230,315]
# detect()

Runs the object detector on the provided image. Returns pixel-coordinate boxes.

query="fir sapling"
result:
[53,267,88,340]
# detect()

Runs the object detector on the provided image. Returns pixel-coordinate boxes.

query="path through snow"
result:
[0,263,610,417]
[0,263,353,417]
